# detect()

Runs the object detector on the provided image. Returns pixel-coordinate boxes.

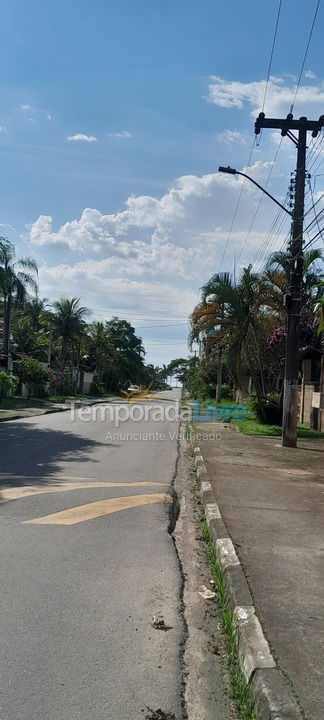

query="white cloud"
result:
[27,163,295,358]
[46,112,52,121]
[29,168,288,281]
[20,104,32,111]
[305,70,316,79]
[217,129,247,145]
[66,133,98,142]
[206,75,324,117]
[107,130,132,138]
[0,125,7,133]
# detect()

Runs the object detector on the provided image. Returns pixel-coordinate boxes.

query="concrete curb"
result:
[190,436,302,720]
[0,396,115,423]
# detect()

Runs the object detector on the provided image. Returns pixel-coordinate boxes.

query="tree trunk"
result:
[251,322,266,396]
[3,294,12,371]
[215,348,222,402]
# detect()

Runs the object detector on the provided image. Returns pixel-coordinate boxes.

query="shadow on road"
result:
[0,422,116,487]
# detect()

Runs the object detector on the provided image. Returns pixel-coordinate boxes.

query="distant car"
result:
[127,384,140,393]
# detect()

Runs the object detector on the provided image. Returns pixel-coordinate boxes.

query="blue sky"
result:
[1,0,324,365]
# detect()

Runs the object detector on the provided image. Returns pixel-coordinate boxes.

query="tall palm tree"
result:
[88,321,111,382]
[52,297,88,369]
[20,295,49,333]
[190,266,266,397]
[0,238,38,369]
[263,248,323,318]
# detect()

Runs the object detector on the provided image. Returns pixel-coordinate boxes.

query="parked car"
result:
[127,384,140,393]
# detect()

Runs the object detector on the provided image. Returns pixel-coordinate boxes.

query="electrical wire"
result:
[250,196,288,269]
[217,136,256,273]
[261,0,284,112]
[290,0,322,112]
[304,188,324,218]
[236,138,284,267]
[218,1,284,274]
[306,178,324,242]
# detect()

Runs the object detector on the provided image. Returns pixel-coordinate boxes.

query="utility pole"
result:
[255,112,324,447]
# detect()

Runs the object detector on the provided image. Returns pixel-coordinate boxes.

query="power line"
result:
[250,199,287,268]
[136,323,188,329]
[218,136,256,273]
[307,129,324,168]
[290,0,322,112]
[306,177,324,242]
[304,205,324,234]
[219,2,285,273]
[261,0,284,112]
[236,138,284,267]
[300,226,324,252]
[304,188,324,218]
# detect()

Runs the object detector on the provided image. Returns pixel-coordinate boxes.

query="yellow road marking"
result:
[23,493,172,525]
[1,482,166,502]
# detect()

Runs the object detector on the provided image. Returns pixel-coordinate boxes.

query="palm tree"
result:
[190,266,266,398]
[20,295,49,333]
[51,297,89,370]
[265,248,323,307]
[88,321,111,382]
[0,238,38,369]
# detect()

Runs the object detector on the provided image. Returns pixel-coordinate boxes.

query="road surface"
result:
[0,390,183,720]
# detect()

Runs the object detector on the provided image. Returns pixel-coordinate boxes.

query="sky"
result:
[1,0,324,366]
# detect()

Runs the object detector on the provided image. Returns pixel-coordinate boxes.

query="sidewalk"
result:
[196,422,324,720]
[0,395,116,422]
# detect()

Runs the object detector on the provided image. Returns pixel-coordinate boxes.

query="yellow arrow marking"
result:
[23,493,172,525]
[1,482,166,503]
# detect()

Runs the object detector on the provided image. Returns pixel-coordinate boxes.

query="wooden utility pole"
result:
[255,112,324,447]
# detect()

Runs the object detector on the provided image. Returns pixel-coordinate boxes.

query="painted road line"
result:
[1,482,167,503]
[23,493,172,525]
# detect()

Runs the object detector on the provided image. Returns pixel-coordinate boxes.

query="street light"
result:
[218,166,292,216]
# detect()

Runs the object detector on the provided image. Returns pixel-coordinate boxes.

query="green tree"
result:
[0,371,18,400]
[0,238,38,368]
[51,297,89,370]
[264,247,324,322]
[190,267,266,399]
[87,322,112,382]
[15,358,51,398]
[103,317,145,391]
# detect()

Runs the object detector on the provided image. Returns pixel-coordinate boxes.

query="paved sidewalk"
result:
[197,423,324,720]
[0,395,116,422]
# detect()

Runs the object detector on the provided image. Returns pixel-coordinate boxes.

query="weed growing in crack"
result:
[188,429,260,720]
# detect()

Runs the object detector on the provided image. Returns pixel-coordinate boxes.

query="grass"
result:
[232,419,324,439]
[196,494,260,720]
[0,410,11,419]
[191,394,324,439]
[0,396,47,409]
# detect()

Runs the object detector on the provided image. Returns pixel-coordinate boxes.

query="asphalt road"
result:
[0,389,184,720]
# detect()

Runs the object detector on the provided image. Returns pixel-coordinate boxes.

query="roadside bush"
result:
[221,383,234,400]
[15,358,51,399]
[90,375,105,396]
[0,371,18,400]
[185,367,210,401]
[247,392,282,425]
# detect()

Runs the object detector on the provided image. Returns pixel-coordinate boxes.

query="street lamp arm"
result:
[218,166,292,216]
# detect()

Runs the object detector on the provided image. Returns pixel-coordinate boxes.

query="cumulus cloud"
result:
[217,129,247,145]
[206,75,324,117]
[305,70,316,79]
[107,130,132,138]
[20,104,32,111]
[66,133,98,142]
[28,163,294,345]
[30,173,251,253]
[29,168,288,285]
